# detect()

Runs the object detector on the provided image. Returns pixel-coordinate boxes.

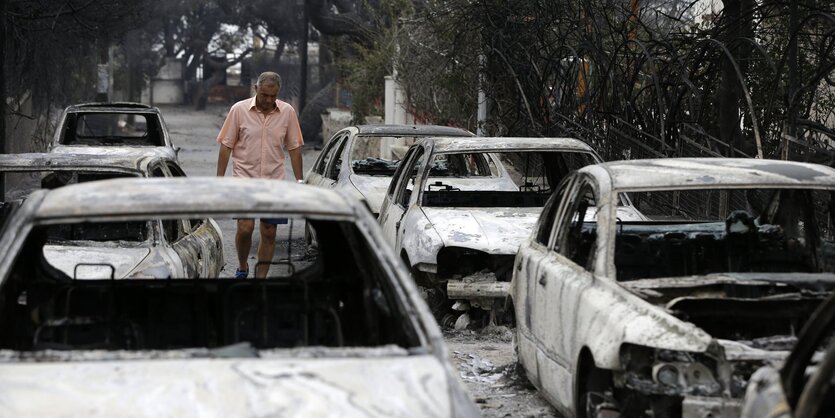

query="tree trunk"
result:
[194,73,225,111]
[719,0,754,157]
[0,0,6,198]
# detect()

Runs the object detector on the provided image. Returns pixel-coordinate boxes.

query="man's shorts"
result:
[236,218,288,225]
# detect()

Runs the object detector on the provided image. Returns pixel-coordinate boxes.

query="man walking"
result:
[216,71,304,278]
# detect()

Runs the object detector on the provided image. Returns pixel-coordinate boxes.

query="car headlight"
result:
[619,343,722,397]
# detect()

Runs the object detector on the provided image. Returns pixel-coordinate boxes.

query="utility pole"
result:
[96,40,110,102]
[299,1,309,111]
[0,0,5,153]
[0,0,7,199]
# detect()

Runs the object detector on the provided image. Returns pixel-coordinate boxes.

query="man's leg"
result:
[236,219,255,275]
[256,221,278,278]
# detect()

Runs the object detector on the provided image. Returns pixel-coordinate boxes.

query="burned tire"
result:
[576,352,619,418]
[422,284,453,322]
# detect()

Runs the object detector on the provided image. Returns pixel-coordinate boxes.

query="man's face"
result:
[255,82,279,111]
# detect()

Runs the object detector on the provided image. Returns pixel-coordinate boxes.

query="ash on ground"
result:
[445,326,560,418]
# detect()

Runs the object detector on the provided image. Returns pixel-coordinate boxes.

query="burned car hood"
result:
[349,174,392,214]
[0,354,453,417]
[622,272,835,359]
[424,207,542,254]
[43,244,151,279]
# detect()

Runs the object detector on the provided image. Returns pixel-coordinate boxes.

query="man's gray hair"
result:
[256,72,281,88]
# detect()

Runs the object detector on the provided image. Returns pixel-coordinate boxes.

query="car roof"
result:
[354,124,474,137]
[33,177,356,221]
[0,150,170,172]
[65,102,159,113]
[426,137,596,153]
[588,158,835,191]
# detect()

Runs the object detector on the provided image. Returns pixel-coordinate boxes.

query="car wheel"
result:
[576,352,620,418]
[419,283,452,322]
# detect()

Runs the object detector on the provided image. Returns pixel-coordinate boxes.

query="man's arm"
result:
[217,145,233,176]
[289,147,304,181]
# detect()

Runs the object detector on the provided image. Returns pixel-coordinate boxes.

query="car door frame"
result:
[379,143,428,251]
[534,173,603,409]
[323,133,351,187]
[306,131,349,188]
[514,174,577,387]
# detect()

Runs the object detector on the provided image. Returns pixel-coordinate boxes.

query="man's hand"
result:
[217,145,233,176]
[289,147,304,181]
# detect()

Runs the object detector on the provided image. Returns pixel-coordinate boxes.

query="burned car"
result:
[511,158,835,418]
[378,137,644,325]
[305,125,473,216]
[0,177,478,417]
[0,150,222,279]
[49,102,178,160]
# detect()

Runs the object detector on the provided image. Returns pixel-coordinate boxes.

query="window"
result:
[64,113,163,146]
[162,220,185,243]
[326,139,349,180]
[46,221,148,242]
[554,181,597,270]
[350,136,421,176]
[392,148,425,207]
[314,134,346,175]
[535,177,574,245]
[428,153,492,177]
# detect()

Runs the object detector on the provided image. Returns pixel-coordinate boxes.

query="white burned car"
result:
[378,137,644,324]
[305,124,473,216]
[0,177,478,417]
[0,149,221,279]
[49,102,179,161]
[512,158,835,418]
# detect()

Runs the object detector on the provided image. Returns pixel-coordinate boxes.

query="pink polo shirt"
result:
[217,97,304,179]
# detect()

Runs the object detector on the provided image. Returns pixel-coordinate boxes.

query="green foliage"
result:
[334,0,415,122]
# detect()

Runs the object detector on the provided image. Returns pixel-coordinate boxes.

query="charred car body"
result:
[49,102,178,161]
[305,125,473,216]
[0,177,478,417]
[378,137,644,324]
[0,150,222,279]
[512,158,835,417]
[741,287,835,418]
